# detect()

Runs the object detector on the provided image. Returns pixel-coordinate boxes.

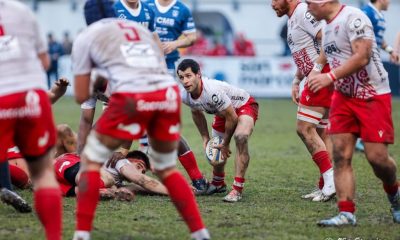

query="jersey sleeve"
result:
[301,10,323,38]
[180,88,189,105]
[148,7,156,32]
[346,12,375,43]
[115,159,132,174]
[71,32,93,75]
[80,96,97,109]
[29,10,47,54]
[181,6,196,34]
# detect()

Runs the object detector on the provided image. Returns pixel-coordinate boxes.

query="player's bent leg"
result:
[74,132,119,240]
[296,106,335,201]
[319,134,356,226]
[27,150,62,240]
[363,142,400,223]
[223,115,254,203]
[149,139,210,240]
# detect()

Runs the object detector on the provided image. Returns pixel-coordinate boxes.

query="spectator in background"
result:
[361,0,399,63]
[207,38,228,56]
[394,32,400,64]
[47,33,64,88]
[233,33,255,56]
[280,22,291,56]
[186,29,209,56]
[62,31,73,55]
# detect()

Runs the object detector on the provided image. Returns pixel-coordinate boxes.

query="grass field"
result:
[1,97,400,240]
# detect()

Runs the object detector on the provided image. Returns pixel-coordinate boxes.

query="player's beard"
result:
[273,4,290,17]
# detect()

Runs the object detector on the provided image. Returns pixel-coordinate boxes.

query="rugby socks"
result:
[232,177,245,193]
[338,200,356,214]
[163,171,205,233]
[9,164,29,188]
[34,188,62,240]
[318,176,324,190]
[191,228,211,240]
[76,171,100,232]
[383,182,399,196]
[211,171,225,187]
[178,150,203,181]
[312,151,332,175]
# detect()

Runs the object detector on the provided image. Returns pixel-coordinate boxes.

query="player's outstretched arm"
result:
[77,108,95,154]
[191,109,210,150]
[120,164,168,195]
[162,32,197,54]
[48,78,69,104]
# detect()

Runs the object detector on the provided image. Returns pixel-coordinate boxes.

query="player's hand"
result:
[115,187,135,202]
[162,41,178,55]
[202,137,210,151]
[55,77,70,87]
[99,188,116,201]
[215,143,231,160]
[106,152,126,168]
[308,73,332,93]
[291,83,300,105]
[390,52,399,64]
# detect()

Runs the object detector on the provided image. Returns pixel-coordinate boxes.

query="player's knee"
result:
[234,133,249,146]
[82,132,114,164]
[148,147,177,171]
[365,150,389,166]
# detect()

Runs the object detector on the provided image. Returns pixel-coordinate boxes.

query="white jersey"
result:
[181,77,250,114]
[103,159,132,186]
[72,18,174,94]
[0,0,48,97]
[287,3,323,76]
[322,6,390,99]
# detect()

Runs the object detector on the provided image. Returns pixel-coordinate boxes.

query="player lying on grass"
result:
[55,150,168,200]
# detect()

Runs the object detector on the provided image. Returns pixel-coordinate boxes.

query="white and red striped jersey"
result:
[287,3,323,76]
[322,6,390,99]
[72,18,174,94]
[0,0,48,97]
[181,77,250,114]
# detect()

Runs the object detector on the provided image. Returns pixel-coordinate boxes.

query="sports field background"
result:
[0,97,399,239]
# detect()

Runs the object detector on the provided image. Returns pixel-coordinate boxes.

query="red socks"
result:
[9,164,29,189]
[76,171,101,231]
[232,177,245,193]
[34,188,62,240]
[312,151,332,174]
[338,200,355,213]
[383,182,399,195]
[211,171,225,186]
[163,171,205,233]
[178,151,203,180]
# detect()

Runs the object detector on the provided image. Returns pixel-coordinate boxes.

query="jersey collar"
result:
[155,0,177,14]
[122,0,142,17]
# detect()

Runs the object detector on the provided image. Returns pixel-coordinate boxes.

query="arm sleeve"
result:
[71,32,93,75]
[182,7,196,34]
[115,159,132,174]
[30,11,47,54]
[346,12,375,42]
[301,10,323,38]
[80,96,97,109]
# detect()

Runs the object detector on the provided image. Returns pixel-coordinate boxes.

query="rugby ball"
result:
[205,136,224,165]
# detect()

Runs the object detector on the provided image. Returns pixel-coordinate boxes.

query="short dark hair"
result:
[177,59,201,75]
[84,0,116,26]
[126,150,150,170]
[370,0,377,3]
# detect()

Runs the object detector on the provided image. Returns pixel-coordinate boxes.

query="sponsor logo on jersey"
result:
[172,10,179,17]
[323,42,341,56]
[137,87,178,112]
[156,17,175,26]
[38,131,49,147]
[0,91,42,119]
[231,96,245,101]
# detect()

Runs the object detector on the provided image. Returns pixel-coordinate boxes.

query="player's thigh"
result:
[15,90,56,158]
[234,115,255,137]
